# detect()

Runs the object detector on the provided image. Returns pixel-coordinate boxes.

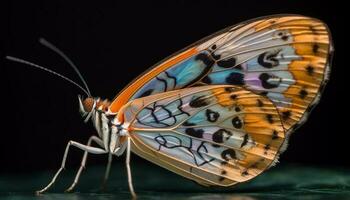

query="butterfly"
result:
[6,14,333,198]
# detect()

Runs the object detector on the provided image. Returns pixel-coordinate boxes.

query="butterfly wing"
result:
[198,16,333,134]
[110,15,333,135]
[118,85,285,186]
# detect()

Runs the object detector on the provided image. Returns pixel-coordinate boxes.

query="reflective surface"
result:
[1,162,349,200]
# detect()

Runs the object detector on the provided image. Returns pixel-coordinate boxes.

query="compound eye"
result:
[83,97,95,112]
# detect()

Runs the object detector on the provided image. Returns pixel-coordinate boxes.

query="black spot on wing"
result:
[241,170,249,176]
[313,44,319,54]
[299,89,308,99]
[281,35,289,41]
[272,130,279,140]
[201,76,212,84]
[211,53,221,60]
[235,106,241,112]
[221,149,236,160]
[232,116,243,129]
[266,114,274,124]
[306,65,314,76]
[240,134,249,148]
[259,73,280,89]
[189,96,210,108]
[206,109,220,122]
[183,121,196,126]
[219,170,227,181]
[257,99,264,107]
[225,87,236,93]
[185,128,204,138]
[212,130,224,143]
[282,110,291,121]
[217,57,236,68]
[278,31,289,41]
[195,53,215,67]
[226,72,245,85]
[230,94,237,100]
[264,144,271,152]
[212,129,232,143]
[258,51,280,68]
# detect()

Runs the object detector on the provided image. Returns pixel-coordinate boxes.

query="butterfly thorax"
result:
[79,96,128,155]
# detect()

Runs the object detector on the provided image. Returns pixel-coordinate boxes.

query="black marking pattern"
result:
[195,52,215,68]
[211,53,221,60]
[217,57,236,68]
[272,130,279,140]
[282,110,291,121]
[183,121,196,126]
[185,128,204,138]
[230,94,237,100]
[201,76,212,84]
[278,31,289,41]
[156,76,168,91]
[235,106,241,112]
[164,71,177,90]
[299,89,308,99]
[241,134,249,148]
[257,50,281,68]
[266,114,274,124]
[154,134,215,167]
[212,129,232,143]
[221,149,236,161]
[259,73,281,89]
[226,72,245,85]
[206,109,220,122]
[189,95,210,108]
[232,116,243,129]
[313,44,319,54]
[306,65,314,76]
[136,99,189,128]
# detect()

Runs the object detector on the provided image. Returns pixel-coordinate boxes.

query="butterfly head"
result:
[78,95,111,121]
[78,95,95,121]
[79,96,94,113]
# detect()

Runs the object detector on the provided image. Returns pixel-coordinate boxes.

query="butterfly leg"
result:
[126,137,136,198]
[65,136,104,192]
[36,140,107,194]
[101,153,113,190]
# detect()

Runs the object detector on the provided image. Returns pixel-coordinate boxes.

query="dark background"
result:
[0,0,347,174]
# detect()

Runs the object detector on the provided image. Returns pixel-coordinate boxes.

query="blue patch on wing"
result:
[132,51,214,99]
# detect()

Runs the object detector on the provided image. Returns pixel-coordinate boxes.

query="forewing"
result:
[119,85,285,186]
[110,15,332,135]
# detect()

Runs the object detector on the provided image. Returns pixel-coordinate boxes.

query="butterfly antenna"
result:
[5,56,90,97]
[39,38,92,96]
